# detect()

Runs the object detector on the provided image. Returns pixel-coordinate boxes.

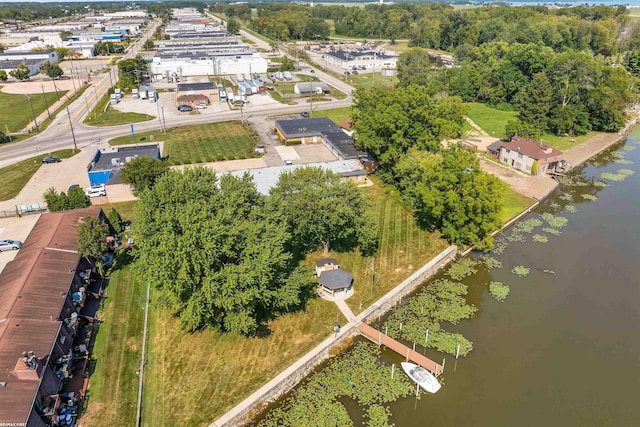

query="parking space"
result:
[294,144,337,163]
[0,214,41,274]
[273,146,301,163]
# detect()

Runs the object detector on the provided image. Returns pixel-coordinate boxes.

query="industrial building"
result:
[324,50,398,70]
[0,50,59,76]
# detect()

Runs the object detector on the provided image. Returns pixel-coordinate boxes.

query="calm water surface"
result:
[383,127,640,426]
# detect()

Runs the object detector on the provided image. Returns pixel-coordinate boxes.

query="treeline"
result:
[398,44,633,136]
[0,2,135,22]
[353,86,506,249]
[218,3,640,53]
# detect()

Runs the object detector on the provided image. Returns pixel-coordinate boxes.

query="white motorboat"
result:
[401,362,442,393]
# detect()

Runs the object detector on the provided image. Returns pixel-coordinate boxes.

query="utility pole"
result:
[155,99,164,133]
[161,106,166,132]
[41,84,51,119]
[25,94,39,132]
[66,107,77,151]
[52,78,60,101]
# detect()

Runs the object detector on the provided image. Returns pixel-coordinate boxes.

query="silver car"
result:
[0,239,22,251]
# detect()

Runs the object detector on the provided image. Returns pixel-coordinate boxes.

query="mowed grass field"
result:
[348,72,398,90]
[500,186,535,224]
[0,87,64,132]
[312,106,352,125]
[109,121,260,165]
[0,149,79,201]
[84,91,154,126]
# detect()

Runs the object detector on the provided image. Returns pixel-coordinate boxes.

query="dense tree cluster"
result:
[44,187,90,212]
[249,6,331,41]
[353,86,504,249]
[77,216,109,261]
[398,44,633,136]
[119,157,169,196]
[135,167,378,335]
[117,55,150,90]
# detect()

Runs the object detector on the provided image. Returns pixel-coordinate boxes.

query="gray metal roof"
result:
[315,258,338,267]
[274,118,366,160]
[89,145,160,184]
[327,50,397,61]
[177,82,216,92]
[318,269,353,290]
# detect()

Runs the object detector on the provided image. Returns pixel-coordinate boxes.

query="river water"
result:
[257,127,640,426]
[378,127,640,426]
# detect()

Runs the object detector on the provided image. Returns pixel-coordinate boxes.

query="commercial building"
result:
[87,144,161,186]
[0,50,59,76]
[324,50,398,70]
[275,117,367,161]
[0,208,111,427]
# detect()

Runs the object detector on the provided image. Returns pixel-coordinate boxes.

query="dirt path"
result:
[465,117,489,137]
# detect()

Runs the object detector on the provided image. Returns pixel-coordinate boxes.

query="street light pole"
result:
[155,98,164,133]
[25,94,39,132]
[161,106,166,133]
[41,84,51,119]
[65,107,78,151]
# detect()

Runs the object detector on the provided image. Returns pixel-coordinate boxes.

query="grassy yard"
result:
[539,132,597,151]
[0,149,79,201]
[0,87,64,132]
[312,106,352,125]
[465,102,518,138]
[108,121,260,165]
[500,185,535,224]
[348,73,397,90]
[84,91,155,126]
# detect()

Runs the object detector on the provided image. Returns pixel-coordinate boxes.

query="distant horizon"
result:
[0,0,634,5]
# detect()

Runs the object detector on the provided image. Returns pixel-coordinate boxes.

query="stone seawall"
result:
[212,245,458,427]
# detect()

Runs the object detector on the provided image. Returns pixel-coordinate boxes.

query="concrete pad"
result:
[90,184,136,205]
[480,158,558,200]
[273,145,301,162]
[172,157,267,173]
[294,144,338,164]
[0,214,41,274]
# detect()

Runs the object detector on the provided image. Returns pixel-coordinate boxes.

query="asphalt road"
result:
[0,19,355,169]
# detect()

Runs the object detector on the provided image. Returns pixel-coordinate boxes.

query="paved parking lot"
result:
[0,214,41,274]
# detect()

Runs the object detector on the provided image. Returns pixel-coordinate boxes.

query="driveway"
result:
[480,158,558,200]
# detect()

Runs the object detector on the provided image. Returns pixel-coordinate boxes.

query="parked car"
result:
[178,105,193,112]
[42,156,61,164]
[85,187,106,198]
[352,70,359,75]
[196,103,207,109]
[309,69,315,73]
[0,239,22,251]
[300,111,310,118]
[284,160,293,166]
[68,184,80,192]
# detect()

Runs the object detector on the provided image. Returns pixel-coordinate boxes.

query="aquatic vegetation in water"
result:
[446,258,479,280]
[581,194,598,201]
[532,234,548,243]
[492,241,507,255]
[548,202,561,212]
[366,405,393,427]
[541,213,569,228]
[483,256,503,270]
[618,169,635,176]
[543,227,561,236]
[559,192,574,202]
[258,341,414,427]
[564,205,577,213]
[515,218,543,233]
[573,181,588,187]
[489,282,510,302]
[383,279,476,356]
[506,231,526,242]
[601,169,634,182]
[614,159,634,165]
[512,265,531,276]
[593,181,608,188]
[622,145,636,151]
[543,269,555,274]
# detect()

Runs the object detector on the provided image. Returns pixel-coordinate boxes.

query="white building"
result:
[152,50,267,77]
[325,50,398,70]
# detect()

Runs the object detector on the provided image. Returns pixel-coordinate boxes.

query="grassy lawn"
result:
[108,121,260,165]
[348,73,397,90]
[84,91,155,126]
[0,87,65,132]
[461,119,475,136]
[0,149,79,201]
[500,185,535,224]
[465,102,518,138]
[81,176,449,426]
[312,106,352,125]
[539,132,598,151]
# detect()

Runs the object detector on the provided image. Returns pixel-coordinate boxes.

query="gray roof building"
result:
[318,269,353,291]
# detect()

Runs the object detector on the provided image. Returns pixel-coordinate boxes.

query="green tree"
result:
[505,119,543,141]
[0,131,9,144]
[107,207,124,234]
[44,187,66,211]
[77,216,109,261]
[267,167,378,255]
[66,187,90,210]
[41,61,63,79]
[227,17,240,35]
[397,48,432,88]
[54,47,73,61]
[117,55,149,89]
[396,146,505,249]
[59,30,73,41]
[9,63,31,81]
[0,42,5,53]
[0,70,7,82]
[119,156,169,195]
[516,72,552,133]
[143,39,154,50]
[135,168,314,335]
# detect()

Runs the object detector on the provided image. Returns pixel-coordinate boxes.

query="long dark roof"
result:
[89,145,160,184]
[177,82,216,92]
[275,117,366,160]
[0,208,102,425]
[327,50,396,61]
[500,136,563,160]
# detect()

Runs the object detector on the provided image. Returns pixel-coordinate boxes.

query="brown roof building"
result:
[497,136,563,176]
[0,207,108,427]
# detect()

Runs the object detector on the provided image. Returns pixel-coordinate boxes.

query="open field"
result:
[348,72,397,90]
[465,102,518,138]
[0,87,65,132]
[539,132,599,151]
[109,121,260,165]
[0,149,79,201]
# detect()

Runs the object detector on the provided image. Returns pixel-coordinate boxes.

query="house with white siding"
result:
[497,136,563,176]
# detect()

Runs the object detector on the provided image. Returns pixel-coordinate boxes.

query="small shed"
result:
[315,258,339,277]
[318,269,353,296]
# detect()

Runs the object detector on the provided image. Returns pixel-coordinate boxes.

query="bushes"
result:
[44,187,90,212]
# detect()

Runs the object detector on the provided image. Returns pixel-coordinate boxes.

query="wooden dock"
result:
[356,322,443,376]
